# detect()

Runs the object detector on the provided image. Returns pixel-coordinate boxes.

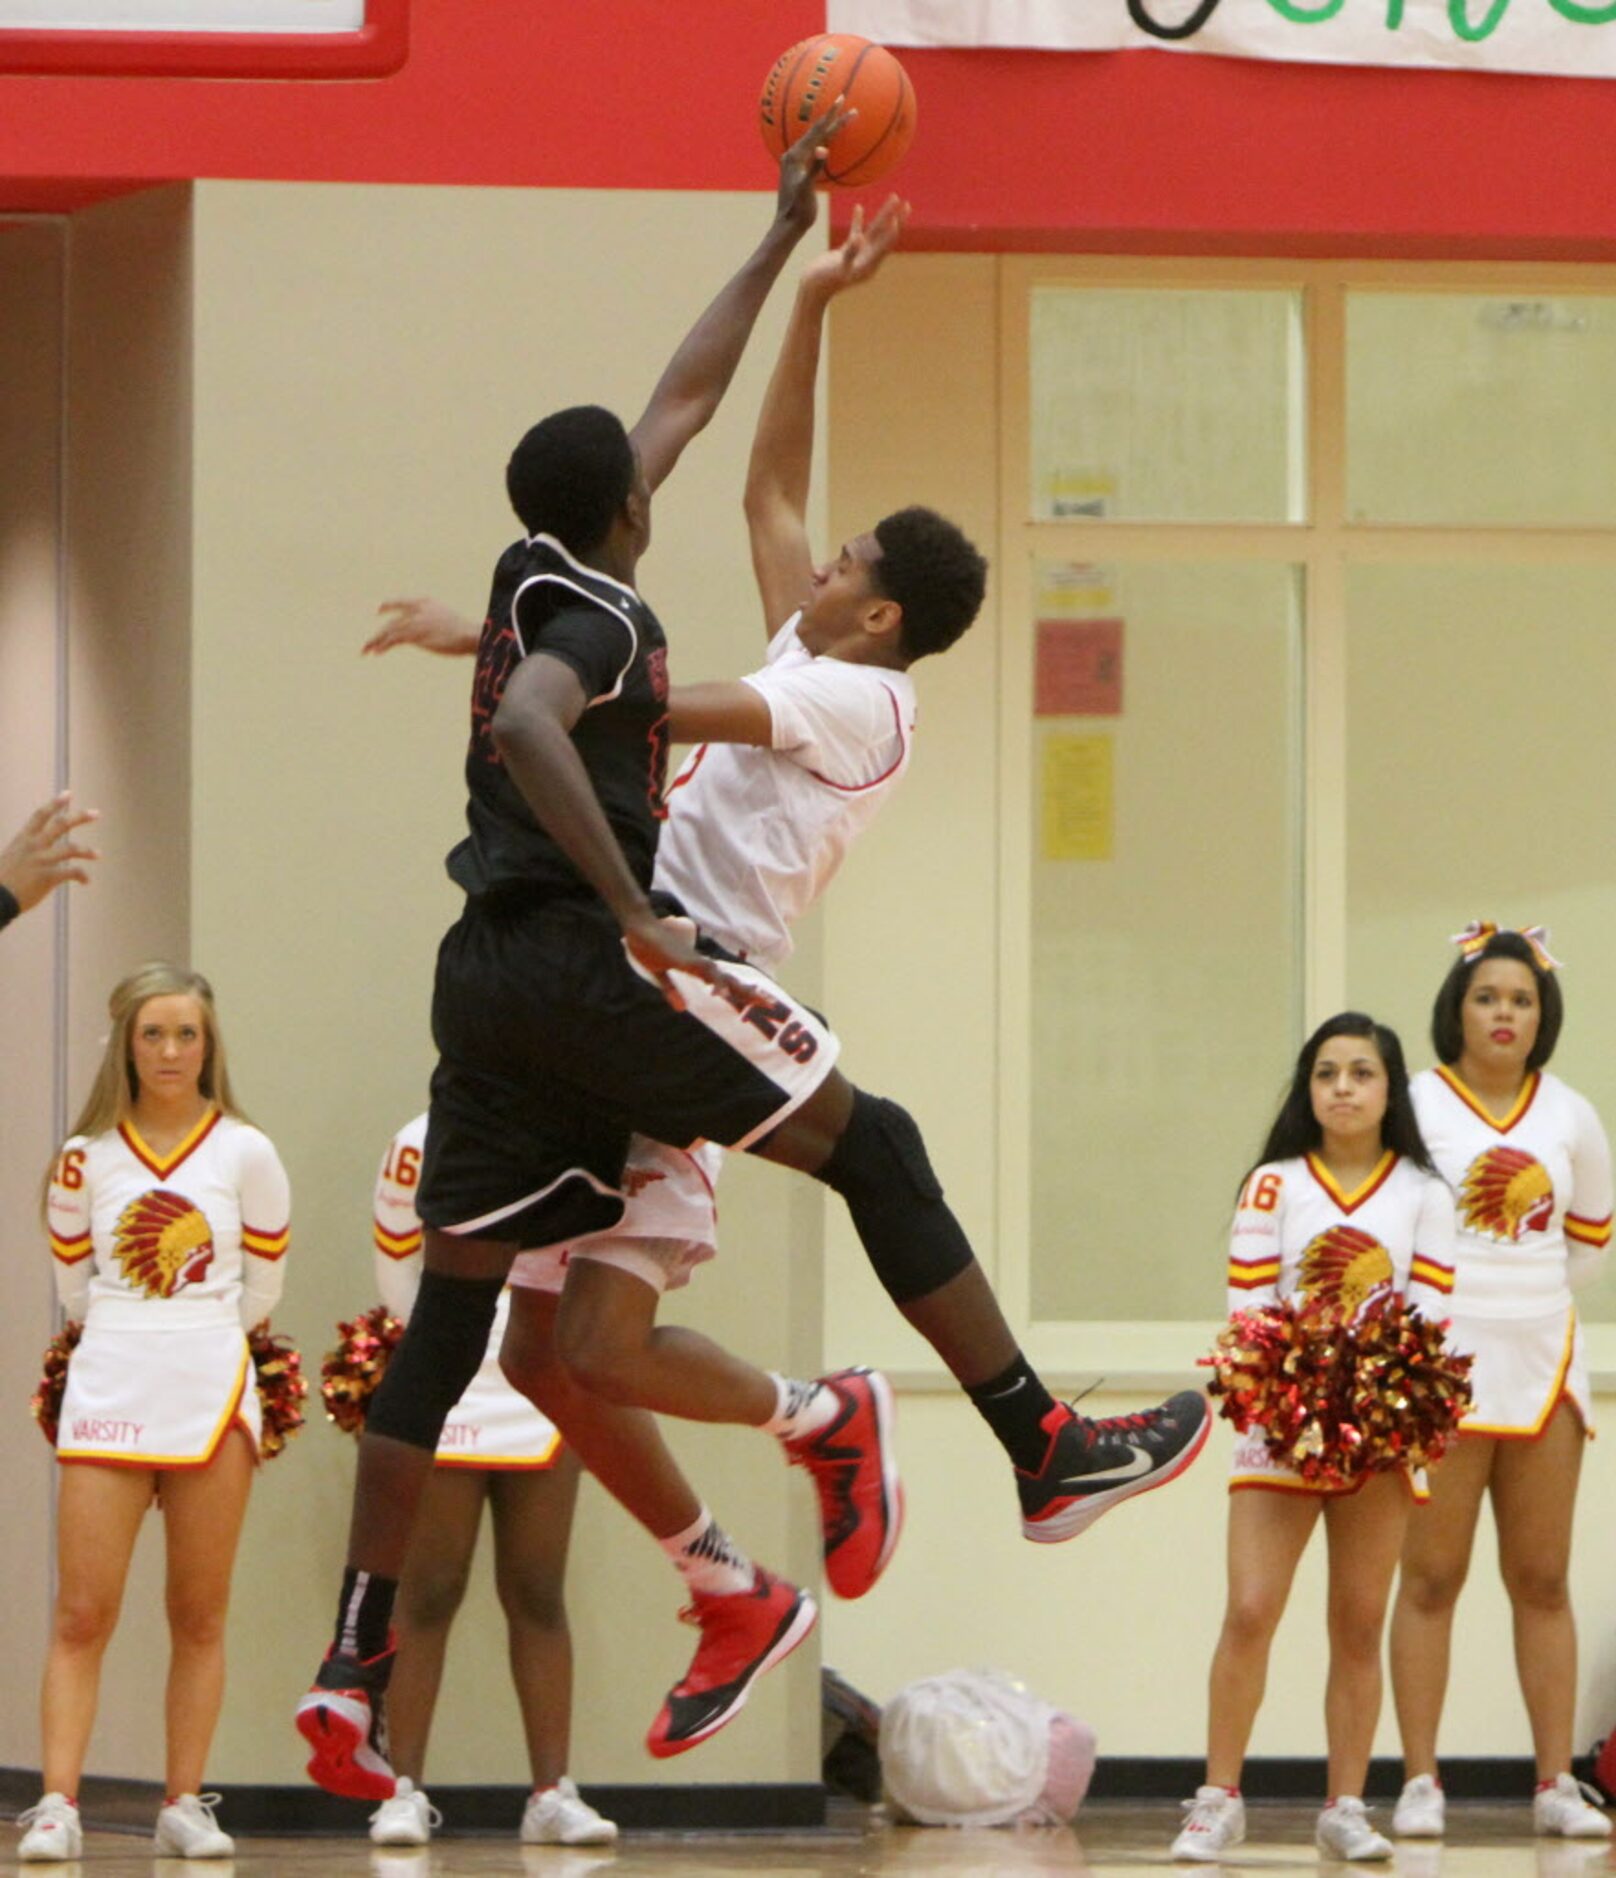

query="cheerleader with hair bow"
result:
[1389,925,1613,1844]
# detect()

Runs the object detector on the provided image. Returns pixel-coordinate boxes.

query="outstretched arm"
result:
[665,681,773,748]
[362,598,480,658]
[627,105,848,496]
[744,196,908,638]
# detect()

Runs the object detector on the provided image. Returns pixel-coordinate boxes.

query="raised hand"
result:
[774,98,856,234]
[0,793,99,915]
[802,193,909,297]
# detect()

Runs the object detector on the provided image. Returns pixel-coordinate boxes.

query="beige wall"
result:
[0,193,194,1773]
[0,217,67,1772]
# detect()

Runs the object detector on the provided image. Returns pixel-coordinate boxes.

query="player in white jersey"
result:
[363,1113,615,1850]
[1174,1014,1456,1866]
[353,208,1206,1776]
[1389,927,1613,1844]
[18,964,288,1866]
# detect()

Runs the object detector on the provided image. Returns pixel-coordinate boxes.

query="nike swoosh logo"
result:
[981,1377,1027,1399]
[1063,1444,1153,1486]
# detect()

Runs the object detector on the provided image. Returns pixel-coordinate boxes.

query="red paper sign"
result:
[1035,618,1123,717]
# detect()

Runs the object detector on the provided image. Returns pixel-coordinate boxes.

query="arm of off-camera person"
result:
[362,598,480,658]
[626,104,847,496]
[666,682,774,748]
[491,655,725,1009]
[0,793,99,924]
[745,196,908,639]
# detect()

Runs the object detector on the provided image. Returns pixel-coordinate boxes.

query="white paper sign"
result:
[828,0,1616,80]
[0,0,363,32]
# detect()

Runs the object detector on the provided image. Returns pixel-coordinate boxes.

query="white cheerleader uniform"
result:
[1412,1066,1612,1438]
[375,1114,560,1469]
[1224,1151,1457,1495]
[508,611,915,1295]
[46,1109,290,1467]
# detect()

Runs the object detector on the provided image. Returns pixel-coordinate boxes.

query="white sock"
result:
[658,1508,754,1596]
[761,1373,837,1442]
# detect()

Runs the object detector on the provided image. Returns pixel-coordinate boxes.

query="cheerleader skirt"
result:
[57,1310,259,1467]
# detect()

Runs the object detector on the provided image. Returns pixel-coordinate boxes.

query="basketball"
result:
[758,34,917,188]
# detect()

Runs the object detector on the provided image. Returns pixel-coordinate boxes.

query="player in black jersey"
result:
[299,114,1210,1802]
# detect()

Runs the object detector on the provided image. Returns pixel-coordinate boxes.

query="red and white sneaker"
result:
[1018,1391,1211,1543]
[646,1568,818,1759]
[295,1638,398,1801]
[783,1367,903,1600]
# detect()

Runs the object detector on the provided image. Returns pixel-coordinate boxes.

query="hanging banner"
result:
[0,0,364,28]
[826,0,1616,80]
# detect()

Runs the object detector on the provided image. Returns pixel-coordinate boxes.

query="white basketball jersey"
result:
[1226,1152,1456,1321]
[655,613,916,970]
[48,1110,290,1326]
[1411,1067,1612,1319]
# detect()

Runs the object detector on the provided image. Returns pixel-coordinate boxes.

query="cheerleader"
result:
[362,1115,616,1850]
[1389,925,1613,1842]
[1173,1014,1456,1865]
[17,963,289,1864]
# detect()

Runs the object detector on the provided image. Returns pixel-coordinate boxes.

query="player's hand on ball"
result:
[364,597,480,658]
[774,99,854,232]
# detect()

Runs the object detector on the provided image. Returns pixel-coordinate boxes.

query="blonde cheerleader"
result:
[18,963,289,1864]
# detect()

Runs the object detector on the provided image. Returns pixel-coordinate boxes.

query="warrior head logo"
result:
[1299,1224,1394,1314]
[113,1189,214,1298]
[1459,1147,1554,1243]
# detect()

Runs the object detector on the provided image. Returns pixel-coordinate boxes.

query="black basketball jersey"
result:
[446,533,671,899]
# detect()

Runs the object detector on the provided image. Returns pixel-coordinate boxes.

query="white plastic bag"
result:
[879,1668,1096,1828]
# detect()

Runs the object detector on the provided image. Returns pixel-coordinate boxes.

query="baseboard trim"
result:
[5,1758,1599,1832]
[1088,1755,1600,1802]
[0,1767,826,1835]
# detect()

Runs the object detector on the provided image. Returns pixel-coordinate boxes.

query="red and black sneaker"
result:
[1018,1390,1211,1543]
[783,1367,903,1600]
[295,1638,398,1801]
[645,1568,818,1759]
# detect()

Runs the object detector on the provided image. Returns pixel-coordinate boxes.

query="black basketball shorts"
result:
[416,892,839,1250]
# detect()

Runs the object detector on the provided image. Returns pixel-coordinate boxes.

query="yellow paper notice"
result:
[1042,733,1113,861]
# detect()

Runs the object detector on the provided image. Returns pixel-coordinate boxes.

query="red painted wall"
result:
[3,1,1614,258]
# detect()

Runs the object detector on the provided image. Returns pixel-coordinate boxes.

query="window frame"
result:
[978,253,1616,1392]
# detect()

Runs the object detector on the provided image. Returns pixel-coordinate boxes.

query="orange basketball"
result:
[758,33,917,188]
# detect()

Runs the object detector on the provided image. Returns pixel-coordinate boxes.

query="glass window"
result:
[1029,287,1306,524]
[1346,293,1616,527]
[1028,561,1303,1323]
[1345,561,1616,1324]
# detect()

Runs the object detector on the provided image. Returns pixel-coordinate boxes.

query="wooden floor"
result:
[2,1803,1607,1875]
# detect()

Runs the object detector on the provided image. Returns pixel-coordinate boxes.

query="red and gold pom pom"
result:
[1201,1293,1473,1489]
[320,1305,404,1435]
[249,1325,307,1462]
[31,1320,84,1447]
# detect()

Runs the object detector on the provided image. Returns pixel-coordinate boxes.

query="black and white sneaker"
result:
[1018,1391,1211,1542]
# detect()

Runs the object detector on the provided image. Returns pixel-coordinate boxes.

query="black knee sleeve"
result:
[366,1268,506,1451]
[813,1088,973,1305]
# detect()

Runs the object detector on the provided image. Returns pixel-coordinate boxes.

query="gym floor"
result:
[0,1800,1603,1874]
